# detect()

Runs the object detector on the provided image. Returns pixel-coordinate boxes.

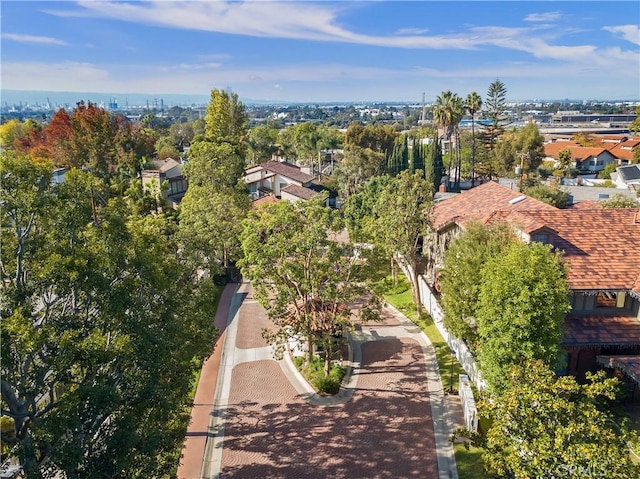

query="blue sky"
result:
[1,1,639,103]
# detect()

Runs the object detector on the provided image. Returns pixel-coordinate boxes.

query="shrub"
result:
[600,162,618,180]
[524,184,569,208]
[601,193,639,209]
[295,355,347,395]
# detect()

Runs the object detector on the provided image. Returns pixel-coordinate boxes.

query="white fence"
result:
[398,261,486,391]
[459,375,478,432]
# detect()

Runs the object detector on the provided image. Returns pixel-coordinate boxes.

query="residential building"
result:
[141,158,187,207]
[543,142,617,173]
[427,181,640,391]
[243,160,325,204]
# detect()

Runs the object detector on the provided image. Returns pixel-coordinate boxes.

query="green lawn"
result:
[378,275,488,479]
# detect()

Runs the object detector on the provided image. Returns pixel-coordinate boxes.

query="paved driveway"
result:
[196,283,455,479]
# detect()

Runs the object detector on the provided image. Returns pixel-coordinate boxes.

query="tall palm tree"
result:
[433,91,454,186]
[465,92,482,186]
[450,95,465,191]
[434,91,465,191]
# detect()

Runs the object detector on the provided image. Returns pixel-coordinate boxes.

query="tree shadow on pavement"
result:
[218,338,438,478]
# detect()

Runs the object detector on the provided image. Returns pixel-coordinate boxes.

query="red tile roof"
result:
[544,143,610,161]
[521,208,640,293]
[566,200,602,210]
[252,194,279,209]
[564,315,640,347]
[607,139,640,162]
[597,355,640,384]
[543,141,581,159]
[432,181,556,230]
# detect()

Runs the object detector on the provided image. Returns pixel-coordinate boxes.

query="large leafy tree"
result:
[480,361,638,478]
[179,89,251,277]
[178,184,250,275]
[476,241,570,392]
[334,145,385,198]
[374,170,434,315]
[343,123,397,159]
[0,154,218,476]
[239,199,380,374]
[494,122,545,179]
[203,89,248,147]
[439,221,517,347]
[342,174,393,243]
[246,123,279,164]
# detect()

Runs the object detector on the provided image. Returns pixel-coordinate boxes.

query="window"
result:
[531,232,549,244]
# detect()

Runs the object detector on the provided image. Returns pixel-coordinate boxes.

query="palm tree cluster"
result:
[433,91,485,191]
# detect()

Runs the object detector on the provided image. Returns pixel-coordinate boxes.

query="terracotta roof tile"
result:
[543,141,581,159]
[544,143,609,161]
[563,315,640,347]
[607,139,640,162]
[596,355,640,384]
[252,194,279,209]
[432,181,556,230]
[566,200,602,210]
[522,208,640,293]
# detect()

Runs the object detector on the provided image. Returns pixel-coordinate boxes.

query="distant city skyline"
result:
[1,1,639,103]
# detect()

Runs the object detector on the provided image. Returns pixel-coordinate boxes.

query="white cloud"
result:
[524,12,562,23]
[42,1,612,60]
[396,27,428,35]
[1,33,67,46]
[603,25,640,46]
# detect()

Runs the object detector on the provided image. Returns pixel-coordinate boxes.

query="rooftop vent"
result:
[508,195,527,205]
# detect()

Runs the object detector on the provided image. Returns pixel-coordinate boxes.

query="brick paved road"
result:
[215,287,438,479]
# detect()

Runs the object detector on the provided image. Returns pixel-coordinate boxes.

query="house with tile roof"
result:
[606,137,640,165]
[428,181,557,282]
[543,142,617,173]
[428,181,640,389]
[244,160,324,203]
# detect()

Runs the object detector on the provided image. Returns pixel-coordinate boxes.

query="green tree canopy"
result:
[556,148,574,177]
[238,199,380,374]
[480,361,637,478]
[334,144,386,198]
[204,89,248,147]
[483,79,508,154]
[439,221,517,347]
[247,123,279,164]
[0,154,219,476]
[374,170,434,314]
[180,90,251,277]
[476,241,570,392]
[524,184,569,208]
[342,174,393,243]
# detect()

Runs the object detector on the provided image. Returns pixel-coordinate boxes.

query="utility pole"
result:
[516,152,527,192]
[420,92,426,125]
